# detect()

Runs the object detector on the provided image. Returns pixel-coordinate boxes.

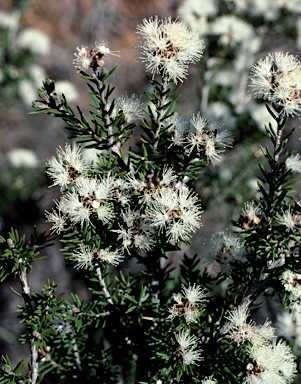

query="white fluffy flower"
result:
[114,94,144,123]
[165,113,189,147]
[96,248,124,267]
[45,202,66,234]
[168,284,206,324]
[237,201,262,230]
[210,15,254,46]
[147,186,202,242]
[177,0,216,35]
[201,377,218,384]
[73,42,119,72]
[187,113,233,163]
[0,11,19,30]
[113,208,155,253]
[125,166,177,203]
[243,340,296,384]
[175,330,203,365]
[280,270,301,312]
[72,244,124,269]
[7,148,39,168]
[59,191,92,227]
[275,207,298,232]
[225,305,276,346]
[73,45,92,72]
[202,232,246,276]
[18,79,37,106]
[249,52,301,116]
[17,28,51,56]
[46,143,89,190]
[276,310,301,350]
[136,16,204,83]
[72,244,94,269]
[286,153,301,174]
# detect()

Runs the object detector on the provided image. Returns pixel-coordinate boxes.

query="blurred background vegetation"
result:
[1,0,301,376]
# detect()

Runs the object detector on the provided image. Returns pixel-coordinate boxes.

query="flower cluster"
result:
[9,12,301,383]
[222,304,297,383]
[188,113,233,163]
[73,42,119,72]
[166,112,233,164]
[277,310,301,351]
[202,231,246,276]
[71,244,124,269]
[237,201,262,230]
[224,305,276,346]
[113,94,144,124]
[249,52,301,116]
[46,143,89,190]
[136,16,204,83]
[280,270,301,312]
[168,284,206,324]
[275,207,299,232]
[175,330,203,365]
[243,340,296,384]
[113,208,155,254]
[146,187,202,242]
[46,143,204,266]
[286,153,301,174]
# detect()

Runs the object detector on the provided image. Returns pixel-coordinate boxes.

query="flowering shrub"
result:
[177,0,301,220]
[1,15,301,384]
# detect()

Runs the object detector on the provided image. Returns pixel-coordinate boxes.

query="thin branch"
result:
[96,267,113,305]
[18,269,39,384]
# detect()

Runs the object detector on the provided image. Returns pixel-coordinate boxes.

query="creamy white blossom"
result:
[249,52,301,116]
[18,79,37,106]
[175,330,203,365]
[187,113,233,163]
[243,340,296,384]
[280,270,301,312]
[276,311,301,350]
[94,41,120,57]
[7,148,39,168]
[168,284,206,324]
[97,248,124,267]
[147,186,202,242]
[248,103,277,133]
[0,10,19,30]
[178,0,216,35]
[210,15,254,46]
[17,28,51,56]
[46,143,89,190]
[225,305,276,346]
[114,94,144,123]
[113,208,155,253]
[59,191,92,227]
[136,16,204,84]
[125,166,177,203]
[237,201,262,230]
[275,207,299,232]
[286,153,301,174]
[73,45,91,72]
[72,244,124,269]
[202,232,246,276]
[55,81,78,102]
[45,202,66,234]
[72,244,94,269]
[165,113,190,147]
